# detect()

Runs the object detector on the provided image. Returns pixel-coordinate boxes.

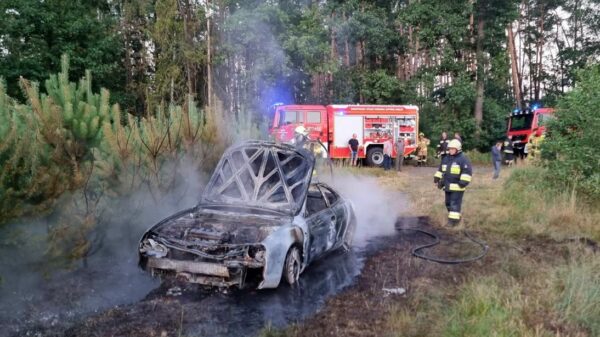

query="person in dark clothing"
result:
[348,134,360,166]
[503,136,514,165]
[433,139,473,227]
[436,132,449,159]
[491,140,503,179]
[454,132,462,143]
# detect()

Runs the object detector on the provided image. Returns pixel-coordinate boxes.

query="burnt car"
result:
[139,140,356,289]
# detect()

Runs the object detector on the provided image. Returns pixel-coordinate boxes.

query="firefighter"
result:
[436,131,449,159]
[433,139,472,227]
[294,125,309,147]
[503,135,514,166]
[416,132,430,166]
[530,133,545,159]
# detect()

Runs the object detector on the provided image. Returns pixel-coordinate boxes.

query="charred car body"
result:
[139,141,356,289]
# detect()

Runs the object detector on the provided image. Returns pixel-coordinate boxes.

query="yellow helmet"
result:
[294,125,308,136]
[448,139,462,151]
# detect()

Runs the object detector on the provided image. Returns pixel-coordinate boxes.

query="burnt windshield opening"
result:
[202,142,313,215]
[509,114,534,131]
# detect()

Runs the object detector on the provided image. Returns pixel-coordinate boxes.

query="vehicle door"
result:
[275,109,304,142]
[305,185,335,262]
[304,110,325,141]
[319,184,347,250]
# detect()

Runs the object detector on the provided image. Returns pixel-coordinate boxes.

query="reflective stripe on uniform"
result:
[448,211,461,220]
[450,164,461,174]
[503,149,513,153]
[460,174,472,182]
[434,171,443,178]
[448,183,465,192]
[441,164,447,171]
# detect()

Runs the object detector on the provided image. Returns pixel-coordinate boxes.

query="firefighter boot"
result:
[446,219,460,227]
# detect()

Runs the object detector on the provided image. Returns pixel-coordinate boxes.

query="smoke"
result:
[0,157,208,333]
[321,172,408,248]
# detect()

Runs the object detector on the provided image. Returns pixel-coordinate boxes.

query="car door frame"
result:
[316,183,347,251]
[303,184,336,264]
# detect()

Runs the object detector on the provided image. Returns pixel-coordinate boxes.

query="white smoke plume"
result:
[321,171,407,248]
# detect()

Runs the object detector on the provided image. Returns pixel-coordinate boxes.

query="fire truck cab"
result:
[507,106,555,153]
[270,104,419,166]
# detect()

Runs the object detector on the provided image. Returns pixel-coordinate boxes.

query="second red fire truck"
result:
[270,104,419,166]
[506,105,555,154]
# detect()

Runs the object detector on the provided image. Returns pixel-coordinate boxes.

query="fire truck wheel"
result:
[366,147,384,167]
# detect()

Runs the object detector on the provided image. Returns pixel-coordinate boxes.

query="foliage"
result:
[0,79,70,220]
[542,65,600,201]
[0,0,123,102]
[0,56,261,257]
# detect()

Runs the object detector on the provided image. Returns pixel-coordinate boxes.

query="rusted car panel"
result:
[138,141,356,289]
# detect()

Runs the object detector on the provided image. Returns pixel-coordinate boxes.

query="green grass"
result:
[443,278,533,337]
[555,253,600,336]
[464,150,493,166]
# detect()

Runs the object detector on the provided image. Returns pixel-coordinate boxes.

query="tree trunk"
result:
[329,12,336,102]
[343,12,350,67]
[469,3,476,73]
[206,0,212,108]
[474,15,485,132]
[534,6,545,101]
[507,22,522,109]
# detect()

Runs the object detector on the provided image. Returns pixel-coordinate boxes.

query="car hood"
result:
[201,141,315,216]
[147,206,291,245]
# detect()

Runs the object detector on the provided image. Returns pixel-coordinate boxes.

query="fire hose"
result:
[396,226,489,264]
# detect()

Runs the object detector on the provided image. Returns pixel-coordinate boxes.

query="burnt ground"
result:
[6,216,578,337]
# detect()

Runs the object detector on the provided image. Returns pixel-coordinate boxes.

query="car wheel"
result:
[366,147,384,167]
[283,246,301,285]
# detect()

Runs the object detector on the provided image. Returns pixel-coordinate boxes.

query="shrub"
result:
[542,65,600,201]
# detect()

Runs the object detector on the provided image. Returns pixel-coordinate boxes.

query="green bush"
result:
[542,65,600,201]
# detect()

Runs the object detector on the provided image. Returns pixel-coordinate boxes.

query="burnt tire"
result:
[283,246,301,286]
[366,147,384,167]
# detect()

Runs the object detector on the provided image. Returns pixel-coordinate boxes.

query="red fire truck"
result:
[507,106,555,153]
[269,104,419,166]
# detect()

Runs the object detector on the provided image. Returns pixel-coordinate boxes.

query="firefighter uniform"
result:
[436,137,449,158]
[417,133,430,166]
[530,134,544,159]
[434,140,472,226]
[503,137,514,165]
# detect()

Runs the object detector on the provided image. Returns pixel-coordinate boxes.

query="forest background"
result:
[0,0,599,265]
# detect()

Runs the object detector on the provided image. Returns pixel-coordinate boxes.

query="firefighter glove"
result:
[436,179,444,190]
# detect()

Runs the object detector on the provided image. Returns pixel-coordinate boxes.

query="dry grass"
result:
[375,164,600,337]
[369,164,600,242]
[337,164,600,337]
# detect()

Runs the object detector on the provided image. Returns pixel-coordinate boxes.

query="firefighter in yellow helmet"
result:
[433,139,473,226]
[293,125,309,147]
